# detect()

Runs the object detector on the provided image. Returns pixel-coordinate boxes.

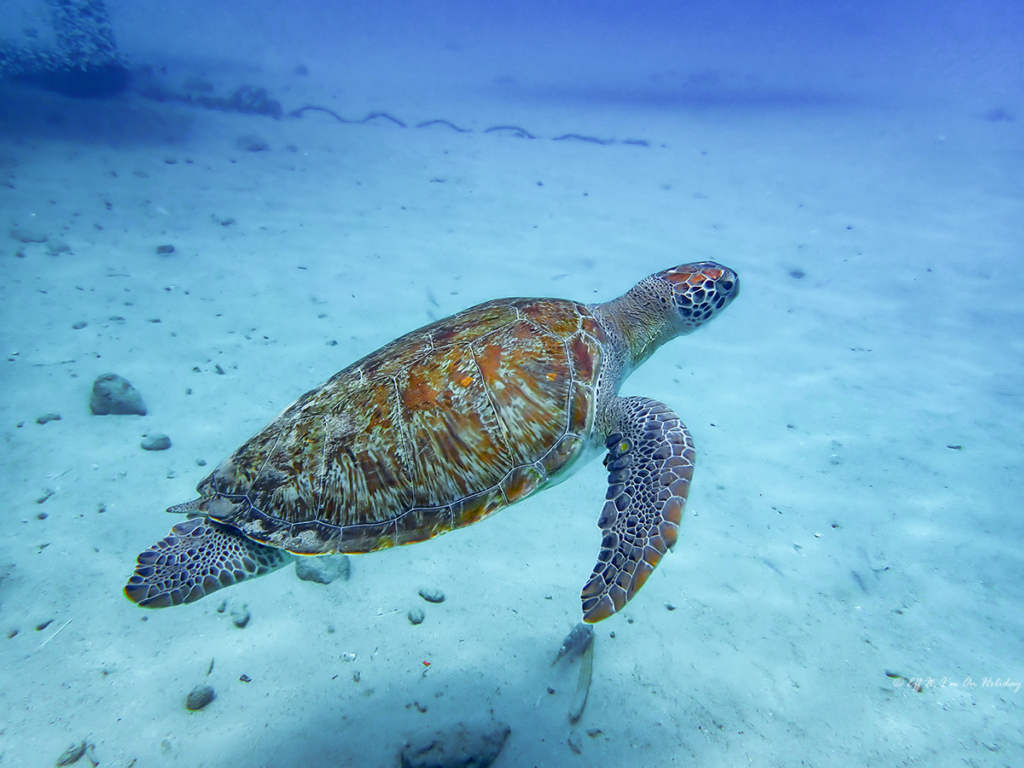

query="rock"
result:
[141,433,171,451]
[36,413,61,424]
[185,684,215,711]
[400,720,511,768]
[408,608,425,625]
[418,587,445,604]
[295,555,350,584]
[230,605,251,628]
[10,228,47,243]
[89,373,146,415]
[156,244,175,254]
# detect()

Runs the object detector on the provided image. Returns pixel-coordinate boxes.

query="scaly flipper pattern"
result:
[124,518,295,608]
[581,396,695,623]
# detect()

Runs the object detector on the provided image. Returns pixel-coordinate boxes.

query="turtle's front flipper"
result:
[124,518,296,608]
[581,396,695,623]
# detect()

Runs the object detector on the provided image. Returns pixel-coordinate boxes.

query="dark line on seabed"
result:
[288,106,407,127]
[483,125,538,139]
[416,119,471,133]
[552,134,613,145]
[288,108,651,147]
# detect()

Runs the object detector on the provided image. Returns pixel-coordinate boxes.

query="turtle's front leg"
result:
[580,396,695,623]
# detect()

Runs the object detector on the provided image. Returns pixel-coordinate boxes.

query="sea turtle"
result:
[125,262,739,622]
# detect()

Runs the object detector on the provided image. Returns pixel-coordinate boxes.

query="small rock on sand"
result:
[185,684,215,711]
[295,555,350,584]
[418,587,445,604]
[230,605,251,628]
[90,373,147,415]
[408,608,425,625]
[141,433,171,451]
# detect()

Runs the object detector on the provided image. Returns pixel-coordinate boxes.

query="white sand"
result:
[1,2,1022,765]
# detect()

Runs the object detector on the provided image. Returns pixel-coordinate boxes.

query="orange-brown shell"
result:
[194,298,608,555]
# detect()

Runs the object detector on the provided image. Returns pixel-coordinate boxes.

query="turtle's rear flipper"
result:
[580,396,695,623]
[124,518,295,608]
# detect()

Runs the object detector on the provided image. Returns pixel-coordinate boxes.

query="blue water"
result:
[1,1,1022,766]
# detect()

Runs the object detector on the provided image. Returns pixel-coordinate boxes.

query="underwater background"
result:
[1,0,1022,765]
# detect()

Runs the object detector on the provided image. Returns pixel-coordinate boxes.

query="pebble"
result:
[408,608,425,625]
[89,373,147,415]
[418,587,445,604]
[141,433,172,451]
[185,684,215,711]
[230,605,251,628]
[156,244,176,254]
[36,413,61,424]
[295,555,350,584]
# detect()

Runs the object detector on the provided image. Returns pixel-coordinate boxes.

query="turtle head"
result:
[596,261,739,373]
[654,261,740,334]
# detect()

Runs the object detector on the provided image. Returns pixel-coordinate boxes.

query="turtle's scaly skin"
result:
[125,262,739,621]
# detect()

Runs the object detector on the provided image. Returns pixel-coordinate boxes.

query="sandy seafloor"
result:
[2,4,1024,766]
